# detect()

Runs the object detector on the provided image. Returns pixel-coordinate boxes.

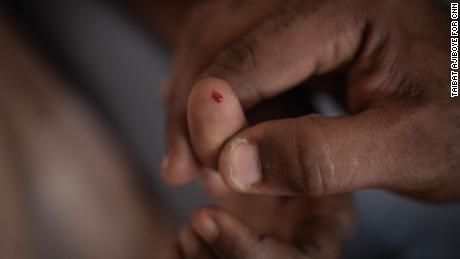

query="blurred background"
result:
[0,0,459,258]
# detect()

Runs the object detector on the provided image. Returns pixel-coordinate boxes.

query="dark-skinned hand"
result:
[162,0,459,203]
[174,195,354,259]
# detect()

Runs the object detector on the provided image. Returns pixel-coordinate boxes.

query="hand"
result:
[174,195,355,259]
[163,0,459,202]
[161,0,285,186]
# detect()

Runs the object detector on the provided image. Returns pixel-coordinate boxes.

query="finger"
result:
[187,79,313,195]
[187,78,316,170]
[292,195,355,259]
[178,224,214,259]
[161,120,200,186]
[163,0,284,186]
[200,0,367,110]
[170,0,284,91]
[198,168,232,198]
[191,206,301,259]
[218,104,434,196]
[188,78,247,168]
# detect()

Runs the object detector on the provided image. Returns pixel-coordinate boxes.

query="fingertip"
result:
[188,78,235,120]
[161,140,199,186]
[187,77,247,167]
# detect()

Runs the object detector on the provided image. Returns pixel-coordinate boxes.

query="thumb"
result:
[218,104,430,196]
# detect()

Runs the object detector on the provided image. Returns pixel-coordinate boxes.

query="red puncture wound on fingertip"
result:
[212,91,224,103]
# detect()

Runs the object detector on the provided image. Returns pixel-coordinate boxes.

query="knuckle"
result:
[268,4,299,33]
[205,39,257,78]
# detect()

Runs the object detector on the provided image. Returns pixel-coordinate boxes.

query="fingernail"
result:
[229,138,261,191]
[192,211,218,242]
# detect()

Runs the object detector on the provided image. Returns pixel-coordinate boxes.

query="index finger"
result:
[162,0,284,186]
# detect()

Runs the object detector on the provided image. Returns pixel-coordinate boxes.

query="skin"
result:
[178,196,355,259]
[162,0,459,257]
[163,0,459,201]
[119,0,205,45]
[161,0,286,185]
[0,8,174,259]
